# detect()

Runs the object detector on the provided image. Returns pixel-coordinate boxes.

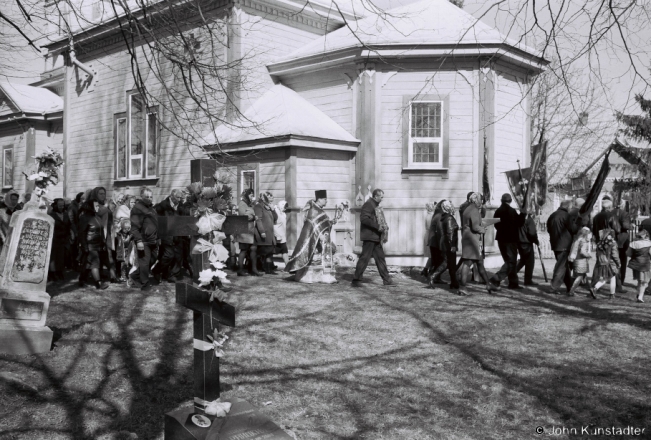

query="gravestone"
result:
[164,159,292,440]
[0,205,55,355]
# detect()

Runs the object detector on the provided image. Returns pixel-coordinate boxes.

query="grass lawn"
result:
[0,262,650,440]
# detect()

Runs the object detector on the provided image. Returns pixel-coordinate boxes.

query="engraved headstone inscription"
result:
[0,205,55,355]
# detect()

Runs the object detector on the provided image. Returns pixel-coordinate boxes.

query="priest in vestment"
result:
[286,190,337,283]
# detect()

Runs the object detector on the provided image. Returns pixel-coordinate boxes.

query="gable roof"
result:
[271,0,544,67]
[203,83,359,147]
[0,82,63,115]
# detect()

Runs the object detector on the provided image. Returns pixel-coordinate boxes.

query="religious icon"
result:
[191,414,211,428]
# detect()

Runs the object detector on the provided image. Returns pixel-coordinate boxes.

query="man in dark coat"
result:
[515,214,539,286]
[352,189,393,287]
[427,202,445,282]
[154,189,183,282]
[130,186,159,290]
[568,197,590,235]
[613,199,631,292]
[592,199,620,242]
[546,200,574,293]
[490,194,525,289]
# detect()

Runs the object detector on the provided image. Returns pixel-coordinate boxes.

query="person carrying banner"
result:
[613,199,631,293]
[515,213,539,286]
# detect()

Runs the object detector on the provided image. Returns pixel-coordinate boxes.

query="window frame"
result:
[114,92,159,181]
[402,94,449,172]
[2,145,13,189]
[237,163,259,198]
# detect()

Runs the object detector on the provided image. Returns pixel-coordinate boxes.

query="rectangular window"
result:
[2,147,12,188]
[242,170,256,194]
[115,93,159,180]
[408,101,442,167]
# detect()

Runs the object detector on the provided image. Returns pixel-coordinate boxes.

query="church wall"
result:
[379,69,476,209]
[295,148,351,208]
[493,69,528,202]
[62,15,232,203]
[280,69,354,136]
[239,7,323,112]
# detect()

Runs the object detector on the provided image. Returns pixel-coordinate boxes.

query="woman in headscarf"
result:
[49,198,73,281]
[458,192,499,296]
[77,194,109,289]
[428,200,459,290]
[90,187,120,283]
[0,190,21,254]
[254,192,278,274]
[234,188,259,276]
[67,192,84,271]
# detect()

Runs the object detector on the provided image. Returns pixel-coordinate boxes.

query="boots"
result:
[264,261,277,275]
[428,265,446,288]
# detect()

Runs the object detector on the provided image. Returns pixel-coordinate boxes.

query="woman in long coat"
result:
[235,189,259,276]
[458,193,499,295]
[49,198,73,281]
[78,197,109,289]
[429,200,459,289]
[254,192,278,274]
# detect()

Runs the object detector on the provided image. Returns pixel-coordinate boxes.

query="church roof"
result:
[204,84,359,147]
[271,0,544,68]
[0,82,63,115]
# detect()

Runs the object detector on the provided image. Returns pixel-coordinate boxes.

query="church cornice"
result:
[44,0,346,56]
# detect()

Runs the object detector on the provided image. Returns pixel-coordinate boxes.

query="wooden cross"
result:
[176,282,235,414]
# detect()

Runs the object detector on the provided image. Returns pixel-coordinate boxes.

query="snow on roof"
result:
[274,0,541,64]
[204,84,359,146]
[0,82,63,115]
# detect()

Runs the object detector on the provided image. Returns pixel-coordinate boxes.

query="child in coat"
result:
[627,229,651,303]
[568,227,592,296]
[589,228,620,299]
[115,218,133,282]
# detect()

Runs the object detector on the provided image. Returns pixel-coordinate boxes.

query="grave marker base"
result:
[165,397,292,440]
[0,323,53,355]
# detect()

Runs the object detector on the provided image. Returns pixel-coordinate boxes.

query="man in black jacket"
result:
[130,186,159,290]
[154,189,183,282]
[352,189,393,287]
[547,200,574,294]
[515,214,539,286]
[490,194,525,289]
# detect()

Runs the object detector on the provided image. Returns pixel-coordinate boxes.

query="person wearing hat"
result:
[286,190,338,283]
[352,188,394,287]
[489,193,525,289]
[627,229,651,303]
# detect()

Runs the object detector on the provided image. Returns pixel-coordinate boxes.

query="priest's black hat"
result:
[315,190,327,199]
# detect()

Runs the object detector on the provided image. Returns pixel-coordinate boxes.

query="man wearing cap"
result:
[490,194,526,289]
[286,190,337,283]
[352,189,394,287]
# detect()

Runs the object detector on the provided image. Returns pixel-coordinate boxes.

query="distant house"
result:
[42,0,547,264]
[0,83,64,200]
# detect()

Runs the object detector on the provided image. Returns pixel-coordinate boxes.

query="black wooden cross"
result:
[176,282,235,414]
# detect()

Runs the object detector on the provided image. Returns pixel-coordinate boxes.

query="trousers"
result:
[354,241,390,282]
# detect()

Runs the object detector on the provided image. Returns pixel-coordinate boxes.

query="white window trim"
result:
[2,147,12,188]
[115,93,158,181]
[408,100,443,169]
[241,169,256,195]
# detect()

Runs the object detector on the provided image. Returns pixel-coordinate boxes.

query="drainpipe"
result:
[69,46,95,82]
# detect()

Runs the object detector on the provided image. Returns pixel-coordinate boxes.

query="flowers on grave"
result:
[185,169,234,220]
[23,147,64,205]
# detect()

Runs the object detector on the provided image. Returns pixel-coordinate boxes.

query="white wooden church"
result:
[24,0,547,263]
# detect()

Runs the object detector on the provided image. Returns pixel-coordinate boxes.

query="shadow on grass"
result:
[2,267,651,439]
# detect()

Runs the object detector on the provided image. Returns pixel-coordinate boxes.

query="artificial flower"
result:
[197,269,215,287]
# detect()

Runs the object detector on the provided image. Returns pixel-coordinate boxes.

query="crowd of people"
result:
[423,192,651,302]
[1,184,649,301]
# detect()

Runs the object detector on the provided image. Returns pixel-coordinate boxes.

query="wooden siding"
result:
[281,68,354,135]
[295,148,351,208]
[380,70,476,208]
[493,71,528,200]
[239,8,321,112]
